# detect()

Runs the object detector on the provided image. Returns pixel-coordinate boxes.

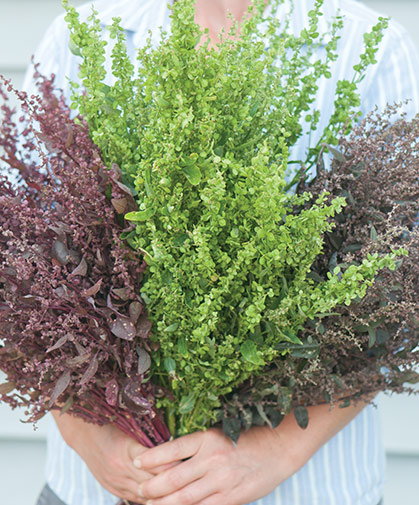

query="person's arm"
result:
[135,399,372,505]
[52,411,155,504]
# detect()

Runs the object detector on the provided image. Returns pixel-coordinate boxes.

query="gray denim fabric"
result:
[35,485,67,505]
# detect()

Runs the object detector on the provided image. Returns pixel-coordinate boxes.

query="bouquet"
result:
[0,0,417,456]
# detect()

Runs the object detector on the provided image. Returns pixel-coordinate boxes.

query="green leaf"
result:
[125,209,154,221]
[353,324,369,333]
[173,233,189,247]
[240,340,264,365]
[155,95,170,107]
[323,390,331,403]
[376,329,390,345]
[120,229,136,241]
[368,327,377,348]
[68,39,82,57]
[277,387,292,414]
[165,323,179,332]
[164,357,176,374]
[342,243,362,253]
[239,409,253,431]
[332,374,344,389]
[288,342,319,359]
[177,336,188,356]
[400,371,419,385]
[182,164,201,185]
[145,167,152,196]
[339,398,351,408]
[179,393,195,414]
[307,271,324,283]
[279,329,303,345]
[266,408,284,428]
[370,225,378,242]
[327,231,344,251]
[294,406,309,429]
[222,417,241,443]
[162,270,174,286]
[324,144,346,163]
[255,402,273,428]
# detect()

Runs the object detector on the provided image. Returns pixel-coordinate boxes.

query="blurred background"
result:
[0,0,418,504]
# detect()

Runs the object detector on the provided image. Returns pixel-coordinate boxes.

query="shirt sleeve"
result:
[22,14,75,100]
[361,20,419,118]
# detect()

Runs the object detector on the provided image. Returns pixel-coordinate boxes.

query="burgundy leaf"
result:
[54,285,71,299]
[136,314,152,339]
[137,348,151,375]
[48,370,71,407]
[106,293,120,312]
[65,353,91,367]
[123,380,152,410]
[109,162,123,180]
[0,382,16,395]
[115,180,135,196]
[65,124,74,149]
[79,354,99,386]
[47,334,70,353]
[49,221,72,235]
[110,316,136,341]
[60,395,74,414]
[129,301,143,323]
[68,249,81,264]
[96,249,105,266]
[112,287,130,301]
[105,378,119,407]
[74,341,87,356]
[69,257,88,277]
[111,197,128,215]
[81,279,102,297]
[51,240,70,265]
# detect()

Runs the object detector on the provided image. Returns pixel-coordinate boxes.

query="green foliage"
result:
[63,0,393,434]
[305,16,389,167]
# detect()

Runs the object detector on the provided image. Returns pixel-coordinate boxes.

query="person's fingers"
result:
[139,458,205,498]
[132,468,155,482]
[142,474,220,505]
[128,438,150,462]
[127,438,168,476]
[135,432,202,469]
[97,475,148,504]
[146,461,180,475]
[196,493,228,505]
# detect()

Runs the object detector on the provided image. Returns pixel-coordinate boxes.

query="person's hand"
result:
[135,400,372,505]
[135,425,293,505]
[52,411,156,503]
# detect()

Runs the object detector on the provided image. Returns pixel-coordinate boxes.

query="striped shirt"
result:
[22,1,419,504]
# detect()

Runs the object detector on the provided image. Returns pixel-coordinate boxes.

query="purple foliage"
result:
[0,71,170,446]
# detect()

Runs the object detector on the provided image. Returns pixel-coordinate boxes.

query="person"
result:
[23,1,419,504]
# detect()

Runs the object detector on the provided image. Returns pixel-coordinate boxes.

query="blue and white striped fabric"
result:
[23,1,419,504]
[45,405,385,505]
